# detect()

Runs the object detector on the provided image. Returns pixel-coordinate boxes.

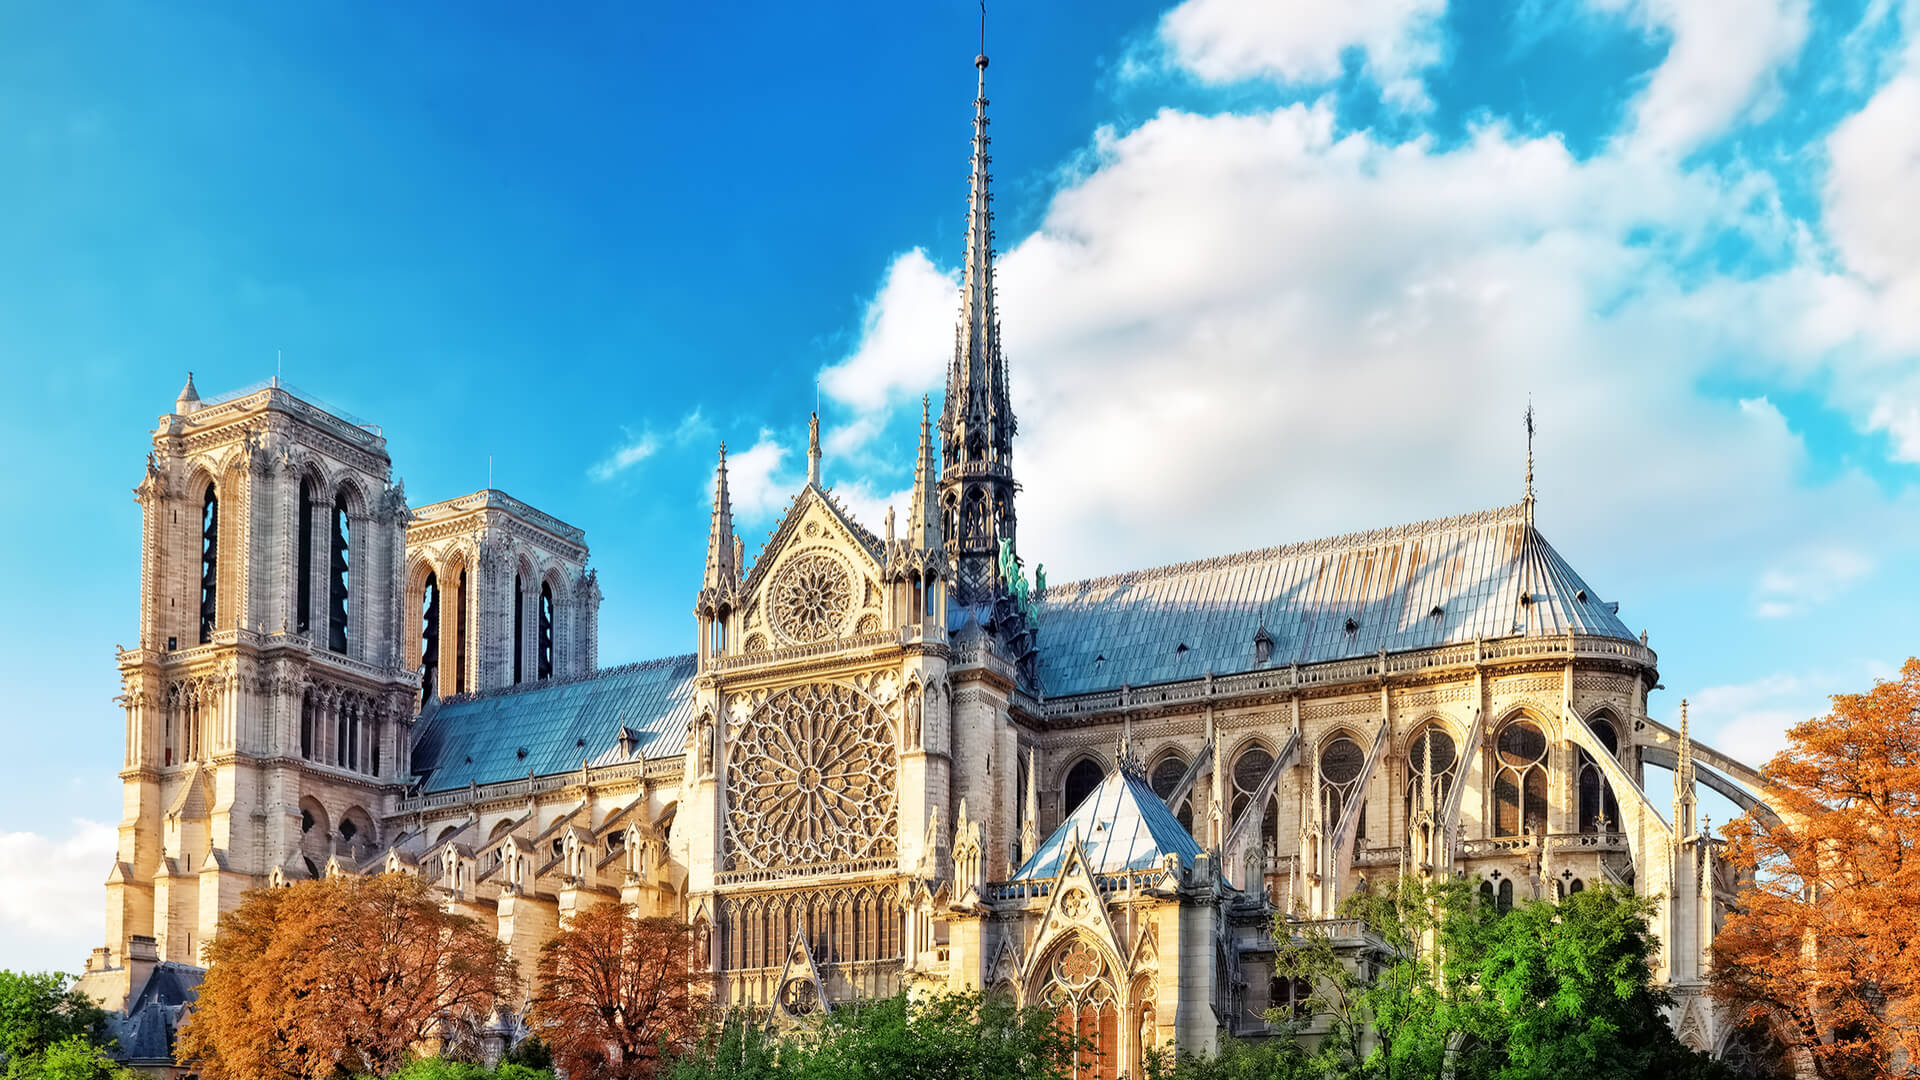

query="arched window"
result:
[1269,974,1313,1021]
[418,573,439,705]
[1319,736,1366,834]
[1578,714,1622,834]
[538,581,555,680]
[1063,758,1104,816]
[1568,877,1585,894]
[198,483,219,644]
[1148,753,1194,834]
[327,494,350,653]
[296,478,314,635]
[1493,719,1549,837]
[1231,744,1277,851]
[1405,724,1459,823]
[512,573,525,684]
[1042,939,1119,1080]
[454,567,469,695]
[299,691,314,759]
[1497,878,1514,913]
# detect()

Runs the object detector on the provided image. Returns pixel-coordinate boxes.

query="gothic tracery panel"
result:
[725,682,898,875]
[769,550,855,644]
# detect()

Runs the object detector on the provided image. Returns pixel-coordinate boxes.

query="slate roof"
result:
[1011,766,1204,881]
[105,962,203,1064]
[1036,503,1635,699]
[410,654,697,793]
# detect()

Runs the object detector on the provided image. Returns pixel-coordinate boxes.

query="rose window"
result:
[770,552,855,644]
[725,682,897,873]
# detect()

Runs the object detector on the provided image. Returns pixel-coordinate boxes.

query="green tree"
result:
[1142,1034,1322,1080]
[21,1038,133,1080]
[0,972,108,1070]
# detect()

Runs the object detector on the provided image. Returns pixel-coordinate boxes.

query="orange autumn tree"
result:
[177,873,513,1080]
[529,906,697,1080]
[1712,657,1920,1080]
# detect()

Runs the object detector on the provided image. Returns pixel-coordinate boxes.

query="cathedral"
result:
[79,45,1783,1077]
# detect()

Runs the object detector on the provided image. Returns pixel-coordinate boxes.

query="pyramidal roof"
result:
[1010,764,1202,882]
[1036,502,1636,698]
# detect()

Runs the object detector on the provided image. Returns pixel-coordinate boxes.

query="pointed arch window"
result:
[1149,753,1194,834]
[512,573,525,685]
[1320,736,1366,838]
[1578,715,1621,833]
[296,478,314,635]
[327,493,350,653]
[418,572,439,706]
[538,581,555,680]
[454,567,469,695]
[1404,725,1459,825]
[198,483,218,644]
[1231,744,1277,852]
[1493,719,1549,837]
[1063,758,1104,816]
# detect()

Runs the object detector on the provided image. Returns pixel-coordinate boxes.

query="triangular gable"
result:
[772,929,829,1022]
[1023,829,1126,986]
[1011,767,1201,882]
[987,936,1024,992]
[740,484,885,597]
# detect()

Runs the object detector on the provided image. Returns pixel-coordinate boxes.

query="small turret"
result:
[908,396,942,551]
[174,372,201,415]
[1673,699,1697,839]
[702,444,737,592]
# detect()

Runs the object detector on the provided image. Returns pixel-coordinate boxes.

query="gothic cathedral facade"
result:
[82,47,1778,1077]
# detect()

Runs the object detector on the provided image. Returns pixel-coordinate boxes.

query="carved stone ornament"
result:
[724,682,897,873]
[769,551,854,645]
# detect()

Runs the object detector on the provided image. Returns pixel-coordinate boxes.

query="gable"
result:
[736,486,888,654]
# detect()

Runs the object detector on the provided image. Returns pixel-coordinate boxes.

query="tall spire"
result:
[1020,746,1039,865]
[1673,698,1697,839]
[1523,398,1536,527]
[909,395,942,550]
[940,29,1019,605]
[702,443,737,591]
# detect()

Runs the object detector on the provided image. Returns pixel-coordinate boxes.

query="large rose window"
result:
[770,552,854,644]
[725,683,897,873]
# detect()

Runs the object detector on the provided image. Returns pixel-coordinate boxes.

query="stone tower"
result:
[91,377,416,1000]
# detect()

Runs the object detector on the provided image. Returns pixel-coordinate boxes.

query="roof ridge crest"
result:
[1043,503,1528,598]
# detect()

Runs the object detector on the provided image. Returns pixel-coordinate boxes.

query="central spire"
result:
[940,37,1019,606]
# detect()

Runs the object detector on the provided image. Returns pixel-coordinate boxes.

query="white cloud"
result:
[1159,0,1447,110]
[818,249,955,416]
[0,819,114,974]
[1679,660,1894,768]
[1753,545,1874,617]
[832,480,915,541]
[1593,0,1812,155]
[587,434,659,481]
[724,431,795,521]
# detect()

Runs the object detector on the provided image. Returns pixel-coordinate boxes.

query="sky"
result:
[2,0,1918,973]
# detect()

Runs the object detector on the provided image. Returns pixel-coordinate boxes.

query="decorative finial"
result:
[807,411,821,486]
[1523,397,1535,526]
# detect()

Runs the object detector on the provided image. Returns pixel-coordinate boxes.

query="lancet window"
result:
[419,572,439,705]
[538,581,554,680]
[1148,752,1194,833]
[716,885,907,1000]
[327,493,350,653]
[1577,714,1622,833]
[1063,758,1104,817]
[198,483,218,644]
[1319,736,1366,836]
[512,573,524,684]
[1493,719,1549,837]
[296,478,314,635]
[1404,724,1458,823]
[454,567,469,695]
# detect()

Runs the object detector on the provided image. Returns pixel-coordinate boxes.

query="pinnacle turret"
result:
[909,396,942,550]
[702,444,738,592]
[1673,698,1697,839]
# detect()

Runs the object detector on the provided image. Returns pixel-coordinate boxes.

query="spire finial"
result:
[702,442,737,592]
[807,411,821,487]
[1523,397,1536,526]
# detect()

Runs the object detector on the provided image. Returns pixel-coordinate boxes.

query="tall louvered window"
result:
[198,483,218,643]
[1493,720,1549,837]
[419,572,439,705]
[327,494,350,653]
[1063,758,1103,816]
[454,568,469,695]
[512,573,524,684]
[538,581,555,680]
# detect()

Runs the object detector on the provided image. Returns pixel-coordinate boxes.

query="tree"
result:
[20,1038,134,1080]
[1712,657,1920,1080]
[0,972,114,1080]
[177,873,514,1080]
[665,991,1082,1080]
[529,907,697,1079]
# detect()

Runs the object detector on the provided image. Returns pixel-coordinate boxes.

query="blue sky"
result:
[3,0,1918,972]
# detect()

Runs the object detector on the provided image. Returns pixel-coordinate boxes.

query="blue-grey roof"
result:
[1036,503,1636,699]
[411,655,697,793]
[1011,766,1203,881]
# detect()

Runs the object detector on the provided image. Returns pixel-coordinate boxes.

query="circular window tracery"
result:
[770,552,854,644]
[724,682,897,873]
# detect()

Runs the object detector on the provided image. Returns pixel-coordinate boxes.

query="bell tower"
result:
[90,376,416,1001]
